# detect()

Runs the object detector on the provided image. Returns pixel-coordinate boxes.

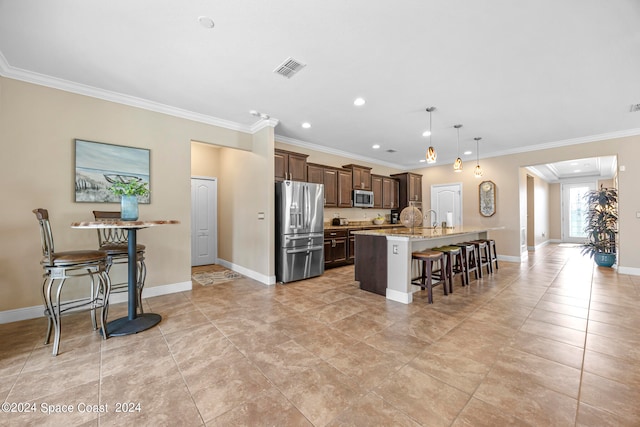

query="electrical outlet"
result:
[393,245,398,254]
[636,211,640,219]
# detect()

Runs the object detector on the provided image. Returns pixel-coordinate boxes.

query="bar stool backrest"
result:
[33,208,55,265]
[92,211,127,247]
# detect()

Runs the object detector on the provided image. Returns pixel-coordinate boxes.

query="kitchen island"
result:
[352,227,492,304]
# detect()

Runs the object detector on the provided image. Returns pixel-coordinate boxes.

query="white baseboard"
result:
[386,288,412,304]
[617,265,640,276]
[0,305,44,324]
[498,254,526,263]
[215,259,276,285]
[0,280,193,324]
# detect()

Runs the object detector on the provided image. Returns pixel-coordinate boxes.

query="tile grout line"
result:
[572,256,595,426]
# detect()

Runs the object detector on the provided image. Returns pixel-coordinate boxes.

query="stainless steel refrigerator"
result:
[275,181,324,283]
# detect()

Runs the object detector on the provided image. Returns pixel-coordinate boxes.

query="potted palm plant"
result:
[109,179,149,221]
[581,186,617,267]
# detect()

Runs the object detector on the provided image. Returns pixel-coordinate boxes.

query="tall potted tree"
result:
[581,186,618,267]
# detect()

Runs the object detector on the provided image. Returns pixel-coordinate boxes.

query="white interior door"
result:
[561,181,596,243]
[430,183,462,228]
[191,177,217,266]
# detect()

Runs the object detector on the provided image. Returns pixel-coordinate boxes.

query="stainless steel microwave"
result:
[353,190,374,208]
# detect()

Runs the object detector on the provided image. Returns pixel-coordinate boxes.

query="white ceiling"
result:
[1,1,639,170]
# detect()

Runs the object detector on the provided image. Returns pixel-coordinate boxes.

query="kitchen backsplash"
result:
[324,207,392,223]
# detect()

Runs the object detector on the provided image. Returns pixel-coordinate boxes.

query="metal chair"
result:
[33,208,111,356]
[92,211,146,314]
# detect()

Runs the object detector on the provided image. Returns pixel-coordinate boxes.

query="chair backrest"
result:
[33,208,54,264]
[92,211,127,246]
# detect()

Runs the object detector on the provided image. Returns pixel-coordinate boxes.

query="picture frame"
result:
[479,180,496,217]
[74,139,150,203]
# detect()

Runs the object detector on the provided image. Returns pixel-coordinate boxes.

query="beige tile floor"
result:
[1,244,639,426]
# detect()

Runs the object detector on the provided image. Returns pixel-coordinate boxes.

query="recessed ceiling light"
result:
[422,130,431,137]
[571,162,578,166]
[464,150,472,155]
[354,98,366,106]
[419,159,426,163]
[302,122,311,129]
[574,169,581,173]
[197,16,215,29]
[372,144,380,149]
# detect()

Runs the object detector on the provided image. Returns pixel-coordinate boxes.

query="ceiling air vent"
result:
[273,57,306,79]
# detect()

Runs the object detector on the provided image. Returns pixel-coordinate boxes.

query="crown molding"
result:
[483,128,640,161]
[250,118,280,133]
[0,53,252,133]
[275,135,407,170]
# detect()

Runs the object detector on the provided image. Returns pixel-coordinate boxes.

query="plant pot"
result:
[594,252,616,268]
[121,195,139,221]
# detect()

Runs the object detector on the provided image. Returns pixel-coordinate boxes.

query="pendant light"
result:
[474,137,483,178]
[453,124,463,172]
[425,107,437,163]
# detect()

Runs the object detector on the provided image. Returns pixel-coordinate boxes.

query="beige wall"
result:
[548,183,561,240]
[0,76,258,313]
[531,173,550,247]
[191,141,221,178]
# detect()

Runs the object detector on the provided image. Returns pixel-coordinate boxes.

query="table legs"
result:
[105,228,161,336]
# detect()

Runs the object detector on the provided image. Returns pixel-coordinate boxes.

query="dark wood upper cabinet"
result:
[372,175,383,209]
[337,169,353,208]
[342,164,372,190]
[323,167,338,207]
[390,172,422,210]
[307,163,324,184]
[382,176,399,209]
[275,149,308,182]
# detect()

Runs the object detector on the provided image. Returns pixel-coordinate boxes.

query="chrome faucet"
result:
[425,209,438,228]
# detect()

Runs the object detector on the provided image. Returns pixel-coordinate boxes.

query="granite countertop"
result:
[71,220,180,229]
[324,222,400,231]
[350,226,491,240]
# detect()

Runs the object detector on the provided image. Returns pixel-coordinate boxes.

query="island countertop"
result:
[353,226,499,304]
[351,226,495,240]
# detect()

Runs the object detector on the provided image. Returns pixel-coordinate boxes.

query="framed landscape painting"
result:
[74,139,150,203]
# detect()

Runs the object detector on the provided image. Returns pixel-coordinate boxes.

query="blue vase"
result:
[121,195,139,221]
[594,252,616,268]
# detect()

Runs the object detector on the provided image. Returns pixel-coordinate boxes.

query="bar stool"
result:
[454,242,481,283]
[33,209,112,356]
[411,250,447,304]
[481,239,498,271]
[469,240,492,275]
[433,246,466,291]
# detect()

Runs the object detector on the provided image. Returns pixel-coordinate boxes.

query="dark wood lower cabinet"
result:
[324,227,385,270]
[324,230,348,267]
[354,234,387,296]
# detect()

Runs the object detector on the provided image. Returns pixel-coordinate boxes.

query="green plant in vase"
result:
[109,179,149,221]
[581,186,617,267]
